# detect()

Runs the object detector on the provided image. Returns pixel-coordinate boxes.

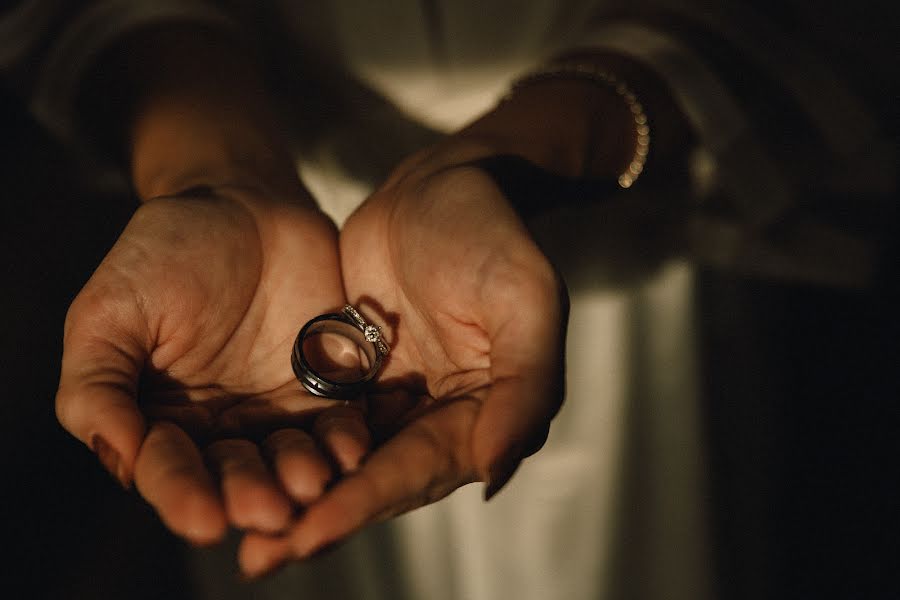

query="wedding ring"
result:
[291,304,390,400]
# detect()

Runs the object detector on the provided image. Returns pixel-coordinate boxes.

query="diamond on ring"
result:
[292,304,391,400]
[364,325,381,342]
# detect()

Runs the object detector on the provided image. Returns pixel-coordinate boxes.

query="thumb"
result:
[55,291,149,488]
[470,277,568,500]
[471,368,565,501]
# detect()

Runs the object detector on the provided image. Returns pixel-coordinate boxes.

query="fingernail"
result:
[303,540,340,560]
[484,455,521,502]
[91,434,131,490]
[328,431,367,473]
[288,478,328,506]
[238,561,269,583]
[238,570,266,583]
[291,530,337,560]
[292,535,315,560]
[239,557,281,582]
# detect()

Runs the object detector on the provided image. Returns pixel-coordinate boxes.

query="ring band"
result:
[291,305,390,400]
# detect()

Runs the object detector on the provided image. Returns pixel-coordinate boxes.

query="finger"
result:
[134,421,227,545]
[56,293,149,488]
[262,429,333,504]
[472,270,569,499]
[238,532,292,579]
[313,405,372,473]
[206,438,293,533]
[286,398,479,559]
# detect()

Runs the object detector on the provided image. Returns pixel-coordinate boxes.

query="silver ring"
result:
[292,304,390,400]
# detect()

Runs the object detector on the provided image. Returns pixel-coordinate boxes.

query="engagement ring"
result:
[292,304,390,400]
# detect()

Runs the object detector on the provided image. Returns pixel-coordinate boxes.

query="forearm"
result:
[93,25,305,202]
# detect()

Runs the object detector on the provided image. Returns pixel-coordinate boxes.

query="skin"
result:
[54,27,688,578]
[236,144,570,576]
[235,69,676,574]
[58,186,370,544]
[57,29,371,548]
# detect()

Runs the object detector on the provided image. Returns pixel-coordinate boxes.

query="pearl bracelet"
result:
[505,63,650,188]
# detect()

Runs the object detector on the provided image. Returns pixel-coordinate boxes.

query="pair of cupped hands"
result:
[56,140,568,578]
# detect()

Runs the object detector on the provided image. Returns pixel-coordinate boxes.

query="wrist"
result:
[455,77,635,180]
[447,51,692,188]
[102,26,304,202]
[131,93,303,202]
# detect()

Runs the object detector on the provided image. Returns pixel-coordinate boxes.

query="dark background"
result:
[2,30,897,598]
[0,86,194,599]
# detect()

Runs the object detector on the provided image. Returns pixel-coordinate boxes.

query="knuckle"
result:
[53,387,79,433]
[266,428,313,448]
[207,437,257,458]
[65,282,133,334]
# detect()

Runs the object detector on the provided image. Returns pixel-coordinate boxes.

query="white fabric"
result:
[387,261,710,600]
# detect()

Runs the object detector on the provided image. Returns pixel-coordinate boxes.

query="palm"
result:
[341,167,532,407]
[236,164,566,574]
[123,194,346,437]
[58,189,371,546]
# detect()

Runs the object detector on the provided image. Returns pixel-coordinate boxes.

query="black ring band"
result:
[291,306,389,400]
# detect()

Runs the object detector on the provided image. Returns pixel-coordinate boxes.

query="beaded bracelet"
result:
[505,63,650,189]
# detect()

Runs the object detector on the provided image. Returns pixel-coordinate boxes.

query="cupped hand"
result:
[240,146,568,576]
[55,187,371,547]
